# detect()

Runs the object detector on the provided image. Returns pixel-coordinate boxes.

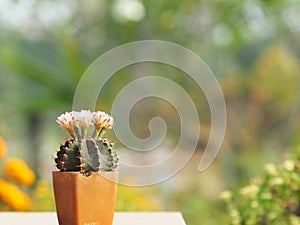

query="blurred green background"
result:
[0,0,300,224]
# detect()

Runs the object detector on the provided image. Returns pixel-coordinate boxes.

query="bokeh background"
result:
[0,0,300,224]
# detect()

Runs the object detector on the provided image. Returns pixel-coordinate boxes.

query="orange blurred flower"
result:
[0,136,7,159]
[0,179,31,211]
[4,157,35,186]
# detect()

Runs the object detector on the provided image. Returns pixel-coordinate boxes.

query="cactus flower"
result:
[94,111,114,130]
[56,111,75,131]
[73,110,94,129]
[55,110,119,175]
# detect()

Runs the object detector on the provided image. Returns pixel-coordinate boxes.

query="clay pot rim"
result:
[52,170,118,183]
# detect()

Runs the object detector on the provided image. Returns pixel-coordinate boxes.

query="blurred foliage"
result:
[220,148,300,225]
[0,0,300,224]
[0,135,54,211]
[116,185,164,211]
[30,180,56,212]
[220,45,300,190]
[171,185,227,225]
[0,136,34,211]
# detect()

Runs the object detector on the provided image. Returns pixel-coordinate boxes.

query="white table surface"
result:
[0,212,187,225]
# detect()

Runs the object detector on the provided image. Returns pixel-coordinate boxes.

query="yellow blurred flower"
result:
[290,214,300,225]
[0,179,31,211]
[270,177,284,186]
[0,136,7,159]
[4,157,35,186]
[264,163,277,176]
[219,190,232,201]
[250,200,258,209]
[240,184,259,198]
[260,192,272,200]
[283,160,295,172]
[116,185,164,211]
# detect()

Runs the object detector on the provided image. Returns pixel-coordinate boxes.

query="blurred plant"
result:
[0,179,32,211]
[4,157,35,186]
[116,185,164,211]
[0,136,35,211]
[30,180,55,211]
[220,151,300,225]
[250,46,299,114]
[0,136,7,159]
[220,45,300,188]
[0,35,86,174]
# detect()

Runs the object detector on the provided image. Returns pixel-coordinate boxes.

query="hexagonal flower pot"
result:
[52,171,117,225]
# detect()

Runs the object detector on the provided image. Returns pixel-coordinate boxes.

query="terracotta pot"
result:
[52,171,117,225]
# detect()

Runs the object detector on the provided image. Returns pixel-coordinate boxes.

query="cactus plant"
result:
[55,110,118,175]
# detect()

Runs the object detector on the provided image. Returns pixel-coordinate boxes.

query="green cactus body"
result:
[55,110,118,176]
[55,138,119,175]
[55,140,81,172]
[96,139,118,171]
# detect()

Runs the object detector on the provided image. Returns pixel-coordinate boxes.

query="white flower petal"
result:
[73,110,94,129]
[94,111,114,129]
[56,111,74,130]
